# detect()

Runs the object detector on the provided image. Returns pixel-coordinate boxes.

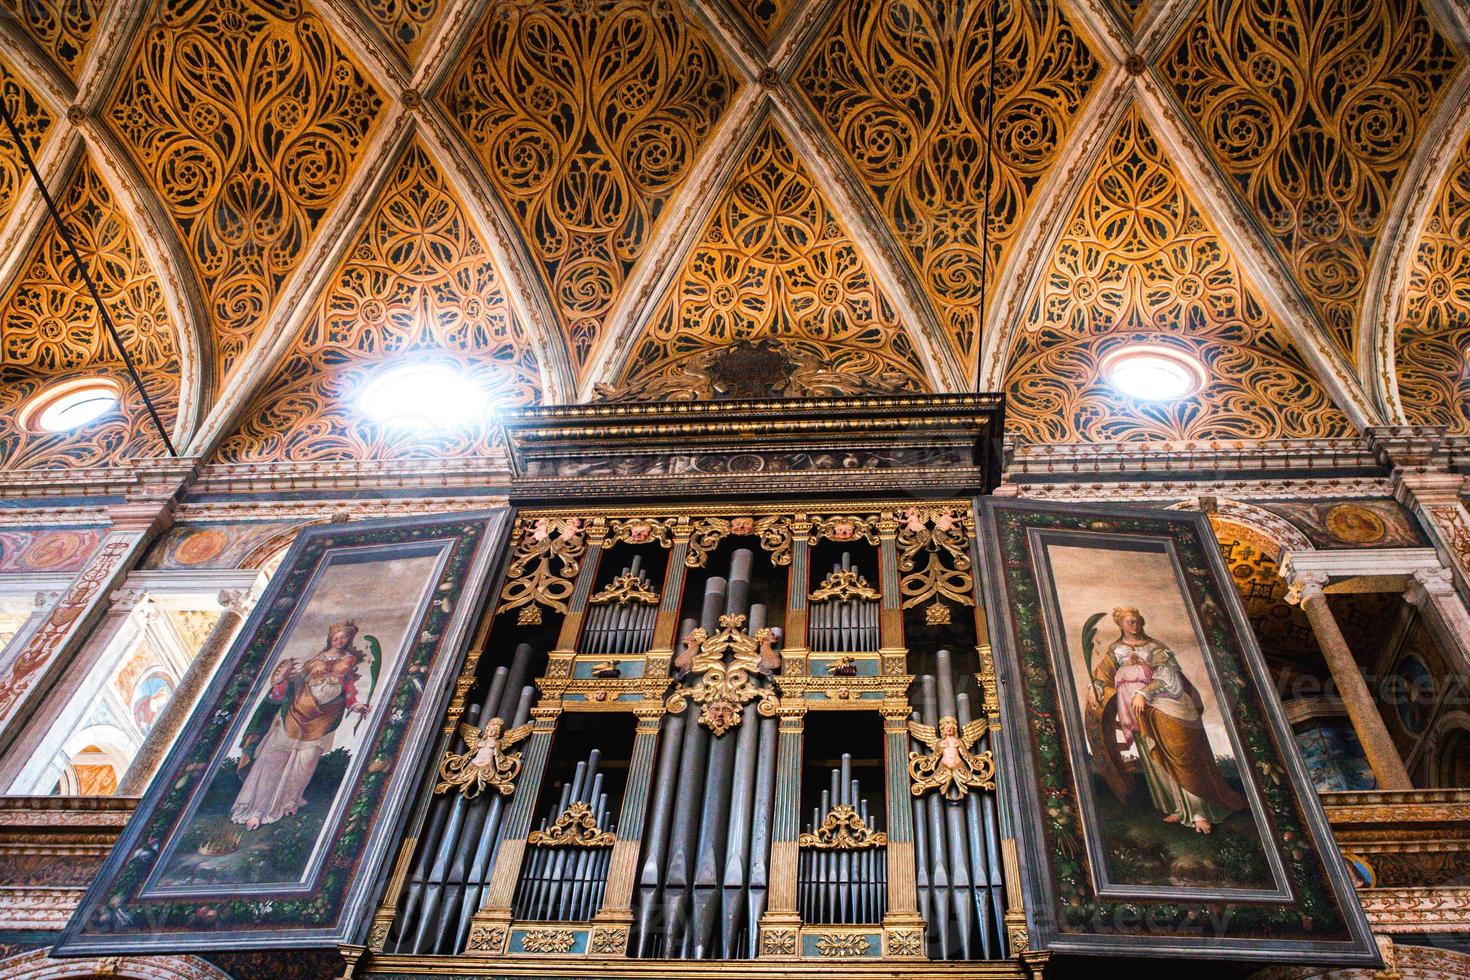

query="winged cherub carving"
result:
[435,717,533,799]
[907,715,995,800]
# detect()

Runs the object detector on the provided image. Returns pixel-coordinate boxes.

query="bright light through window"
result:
[21,378,122,432]
[359,364,488,431]
[1100,344,1206,401]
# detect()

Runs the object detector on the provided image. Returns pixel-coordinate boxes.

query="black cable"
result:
[0,100,178,456]
[976,0,1000,392]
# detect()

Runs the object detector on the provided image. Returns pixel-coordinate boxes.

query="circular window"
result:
[18,377,122,432]
[1099,343,1207,401]
[359,363,488,431]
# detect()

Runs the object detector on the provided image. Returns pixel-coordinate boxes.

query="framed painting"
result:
[976,499,1376,964]
[55,510,512,955]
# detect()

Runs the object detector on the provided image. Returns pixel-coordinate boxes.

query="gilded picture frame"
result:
[55,510,511,955]
[976,499,1377,964]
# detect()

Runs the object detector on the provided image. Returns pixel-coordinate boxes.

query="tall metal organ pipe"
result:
[633,549,778,959]
[797,753,887,924]
[910,649,1007,960]
[388,643,538,954]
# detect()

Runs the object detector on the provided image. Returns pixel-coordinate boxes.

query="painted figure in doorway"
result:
[231,621,379,830]
[1085,606,1245,833]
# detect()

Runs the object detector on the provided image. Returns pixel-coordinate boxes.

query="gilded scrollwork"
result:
[361,0,446,63]
[12,0,100,79]
[1163,0,1460,361]
[814,933,871,957]
[216,142,542,463]
[442,0,735,378]
[896,507,974,625]
[798,803,888,850]
[106,0,384,381]
[1004,110,1353,444]
[0,163,181,470]
[799,0,1100,367]
[604,517,675,549]
[807,514,879,547]
[686,514,793,568]
[1394,132,1470,432]
[908,715,995,800]
[614,123,933,400]
[589,571,659,606]
[519,928,577,954]
[730,0,798,43]
[809,568,879,603]
[0,59,52,229]
[667,613,780,735]
[527,801,615,847]
[497,516,587,625]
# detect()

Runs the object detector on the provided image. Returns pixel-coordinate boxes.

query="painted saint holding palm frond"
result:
[1084,607,1245,834]
[231,621,380,830]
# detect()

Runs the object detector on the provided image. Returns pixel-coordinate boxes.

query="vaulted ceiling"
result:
[0,0,1465,468]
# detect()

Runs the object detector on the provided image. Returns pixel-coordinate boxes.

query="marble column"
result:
[117,586,258,796]
[1287,571,1412,790]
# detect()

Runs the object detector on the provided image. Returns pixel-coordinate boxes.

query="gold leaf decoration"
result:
[614,122,933,400]
[1162,0,1461,363]
[0,58,53,229]
[442,0,736,379]
[798,803,888,850]
[215,141,541,462]
[361,0,447,64]
[106,0,385,384]
[728,0,798,44]
[10,0,102,79]
[497,516,587,625]
[1394,132,1470,432]
[799,0,1100,369]
[0,162,180,470]
[527,801,615,847]
[1004,109,1353,444]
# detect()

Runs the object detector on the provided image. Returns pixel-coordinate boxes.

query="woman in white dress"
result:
[231,622,370,830]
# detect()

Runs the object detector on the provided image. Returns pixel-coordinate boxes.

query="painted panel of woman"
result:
[230,622,371,830]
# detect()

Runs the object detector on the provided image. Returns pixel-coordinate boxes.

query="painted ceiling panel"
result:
[214,140,540,463]
[0,56,53,230]
[799,0,1101,374]
[9,0,103,80]
[727,0,799,44]
[605,120,933,401]
[0,160,179,469]
[1004,108,1353,444]
[441,0,737,382]
[1162,0,1461,366]
[104,0,385,387]
[1394,131,1470,433]
[360,0,448,65]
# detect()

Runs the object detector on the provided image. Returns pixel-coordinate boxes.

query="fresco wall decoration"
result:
[1257,499,1426,550]
[976,499,1376,962]
[0,528,105,574]
[55,511,511,954]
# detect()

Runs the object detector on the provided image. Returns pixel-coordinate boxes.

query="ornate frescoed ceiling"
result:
[1162,0,1461,368]
[0,0,1463,469]
[1004,107,1352,443]
[215,139,541,462]
[1394,128,1470,433]
[440,0,737,381]
[799,0,1101,374]
[604,119,933,400]
[0,158,179,469]
[104,0,385,387]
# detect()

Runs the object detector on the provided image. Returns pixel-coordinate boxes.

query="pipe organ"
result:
[361,396,1030,974]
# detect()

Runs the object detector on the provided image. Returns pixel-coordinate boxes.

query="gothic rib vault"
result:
[0,0,1465,470]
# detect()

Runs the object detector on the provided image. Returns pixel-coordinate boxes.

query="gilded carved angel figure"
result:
[435,716,532,799]
[908,715,994,800]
